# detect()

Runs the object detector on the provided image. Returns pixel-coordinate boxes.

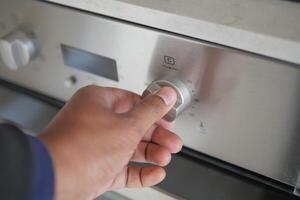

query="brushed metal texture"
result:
[0,0,299,187]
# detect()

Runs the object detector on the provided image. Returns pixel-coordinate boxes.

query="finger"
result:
[151,127,183,153]
[140,119,174,142]
[156,118,175,130]
[102,87,141,113]
[111,166,166,189]
[141,124,157,141]
[131,142,171,166]
[142,126,183,154]
[125,87,177,135]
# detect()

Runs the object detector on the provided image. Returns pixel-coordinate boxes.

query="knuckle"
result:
[75,85,102,97]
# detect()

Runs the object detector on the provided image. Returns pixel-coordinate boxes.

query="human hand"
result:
[38,85,183,200]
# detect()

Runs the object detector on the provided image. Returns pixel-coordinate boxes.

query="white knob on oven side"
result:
[0,30,38,70]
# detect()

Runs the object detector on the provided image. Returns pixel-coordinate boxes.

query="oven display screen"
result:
[61,44,119,81]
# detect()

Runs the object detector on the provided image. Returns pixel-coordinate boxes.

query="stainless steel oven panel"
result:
[0,0,300,187]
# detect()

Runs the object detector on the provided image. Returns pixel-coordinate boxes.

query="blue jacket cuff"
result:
[26,135,55,200]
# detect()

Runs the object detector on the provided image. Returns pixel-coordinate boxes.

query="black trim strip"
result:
[0,79,64,108]
[180,147,295,194]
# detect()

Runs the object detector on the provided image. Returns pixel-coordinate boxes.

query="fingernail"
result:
[156,87,177,106]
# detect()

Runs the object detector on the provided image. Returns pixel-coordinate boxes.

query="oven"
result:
[0,0,300,199]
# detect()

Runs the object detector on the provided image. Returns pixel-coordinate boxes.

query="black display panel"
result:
[61,44,119,81]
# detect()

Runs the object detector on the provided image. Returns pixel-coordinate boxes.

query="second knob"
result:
[0,29,38,70]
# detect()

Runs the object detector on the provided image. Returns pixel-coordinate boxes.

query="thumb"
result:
[126,87,177,134]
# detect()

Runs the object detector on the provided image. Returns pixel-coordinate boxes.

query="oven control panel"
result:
[1,0,300,188]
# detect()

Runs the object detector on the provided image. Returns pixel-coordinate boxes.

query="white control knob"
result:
[0,30,38,70]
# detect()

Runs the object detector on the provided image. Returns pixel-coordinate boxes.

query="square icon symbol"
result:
[164,56,176,65]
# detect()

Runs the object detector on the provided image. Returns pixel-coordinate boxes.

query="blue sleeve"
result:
[26,135,55,200]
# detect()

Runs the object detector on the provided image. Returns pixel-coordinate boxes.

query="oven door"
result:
[0,81,297,200]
